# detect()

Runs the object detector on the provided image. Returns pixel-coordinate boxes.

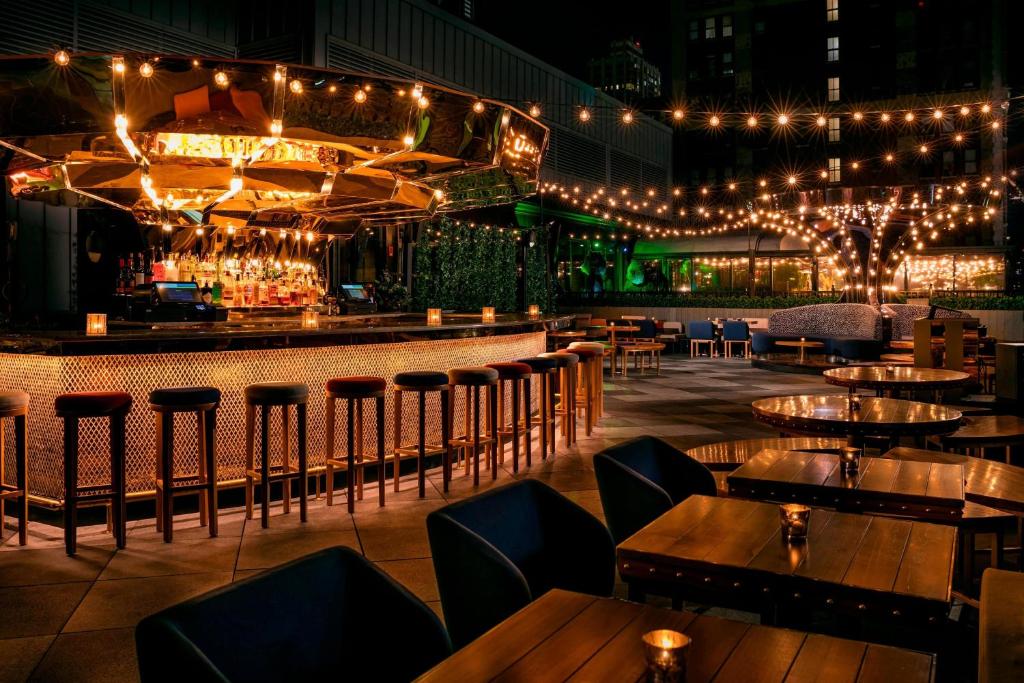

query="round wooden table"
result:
[752,394,963,447]
[823,366,971,400]
[775,339,824,362]
[931,415,1024,462]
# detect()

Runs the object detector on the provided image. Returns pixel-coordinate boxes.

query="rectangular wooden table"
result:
[416,589,936,682]
[727,449,965,522]
[617,496,956,631]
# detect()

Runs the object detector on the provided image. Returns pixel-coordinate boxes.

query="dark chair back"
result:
[722,320,750,341]
[689,320,716,340]
[427,479,615,649]
[136,547,450,682]
[635,319,658,339]
[594,436,718,545]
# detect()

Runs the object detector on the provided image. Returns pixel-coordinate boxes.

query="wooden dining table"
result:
[415,589,938,683]
[823,366,971,399]
[751,394,963,447]
[885,446,1024,514]
[617,496,956,635]
[726,449,965,522]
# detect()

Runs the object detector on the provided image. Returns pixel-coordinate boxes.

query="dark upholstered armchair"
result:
[427,479,615,649]
[136,546,451,682]
[594,436,718,545]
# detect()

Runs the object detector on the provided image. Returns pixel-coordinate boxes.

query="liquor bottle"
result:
[212,259,224,305]
[152,248,166,281]
[267,275,278,305]
[258,276,269,305]
[200,280,213,304]
[116,257,127,294]
[144,250,154,285]
[164,254,179,282]
[134,253,146,287]
[244,274,254,306]
[222,273,234,307]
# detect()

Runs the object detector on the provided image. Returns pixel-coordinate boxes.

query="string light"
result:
[708,115,720,127]
[417,95,429,108]
[139,61,154,78]
[289,79,303,94]
[852,111,864,121]
[815,116,827,127]
[578,108,591,122]
[621,110,634,124]
[473,101,485,113]
[214,71,229,87]
[932,109,943,119]
[981,103,992,114]
[672,109,685,121]
[880,112,891,123]
[904,111,915,122]
[354,89,366,103]
[54,50,70,66]
[402,134,415,146]
[747,116,759,128]
[529,104,541,117]
[113,60,126,74]
[776,113,790,125]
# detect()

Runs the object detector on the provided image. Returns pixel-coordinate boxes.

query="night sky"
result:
[476,0,672,92]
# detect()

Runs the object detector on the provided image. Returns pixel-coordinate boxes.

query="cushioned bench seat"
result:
[751,333,882,360]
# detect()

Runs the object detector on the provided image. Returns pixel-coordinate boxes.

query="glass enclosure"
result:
[893,254,1005,292]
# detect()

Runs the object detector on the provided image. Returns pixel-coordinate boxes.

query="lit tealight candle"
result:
[800,336,806,343]
[885,364,896,374]
[779,503,810,541]
[849,393,862,411]
[85,313,107,336]
[482,306,496,323]
[301,309,319,329]
[528,304,540,318]
[642,629,691,683]
[427,308,442,326]
[840,446,862,475]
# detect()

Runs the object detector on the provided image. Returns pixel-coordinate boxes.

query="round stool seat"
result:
[149,386,221,407]
[0,390,29,412]
[448,366,499,386]
[244,382,309,405]
[55,391,132,417]
[516,357,558,372]
[485,362,533,379]
[566,347,600,360]
[567,341,607,353]
[326,376,387,397]
[540,352,579,367]
[393,370,449,389]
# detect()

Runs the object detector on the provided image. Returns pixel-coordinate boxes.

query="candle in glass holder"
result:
[885,364,896,374]
[85,313,107,336]
[779,503,810,541]
[427,308,442,326]
[840,446,862,474]
[642,629,691,683]
[482,306,496,323]
[528,304,540,318]
[800,336,806,343]
[301,309,319,329]
[849,393,862,411]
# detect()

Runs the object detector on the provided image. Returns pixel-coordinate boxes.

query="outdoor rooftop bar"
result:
[0,2,1022,682]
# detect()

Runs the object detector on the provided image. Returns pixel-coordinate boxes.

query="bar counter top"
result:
[0,313,572,356]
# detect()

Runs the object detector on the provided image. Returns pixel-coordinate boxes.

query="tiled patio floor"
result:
[0,358,833,682]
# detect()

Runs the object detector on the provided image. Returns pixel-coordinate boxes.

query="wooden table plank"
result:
[619,494,723,556]
[840,517,912,594]
[761,450,820,483]
[925,462,965,503]
[704,503,784,567]
[660,498,763,562]
[789,452,839,487]
[784,633,867,683]
[787,512,870,583]
[890,461,931,498]
[892,523,956,603]
[682,615,752,682]
[565,606,697,683]
[854,458,900,495]
[415,591,596,683]
[713,624,807,683]
[884,446,1024,514]
[494,598,642,683]
[857,644,935,682]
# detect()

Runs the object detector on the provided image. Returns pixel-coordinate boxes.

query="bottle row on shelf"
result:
[116,250,324,307]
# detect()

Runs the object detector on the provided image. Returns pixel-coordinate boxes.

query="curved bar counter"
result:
[0,313,570,504]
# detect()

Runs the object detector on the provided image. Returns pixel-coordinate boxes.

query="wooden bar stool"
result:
[392,371,450,497]
[485,362,533,473]
[0,390,29,545]
[447,367,498,488]
[149,386,220,542]
[324,376,387,513]
[539,352,579,448]
[515,357,558,461]
[244,382,309,528]
[56,391,132,556]
[568,341,607,417]
[565,347,601,436]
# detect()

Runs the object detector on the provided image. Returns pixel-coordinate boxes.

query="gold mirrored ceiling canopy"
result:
[0,54,549,236]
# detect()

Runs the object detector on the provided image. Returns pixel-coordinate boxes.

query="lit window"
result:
[827,76,840,101]
[828,157,841,182]
[827,36,839,61]
[828,116,840,142]
[705,17,716,39]
[827,0,838,21]
[688,21,698,40]
[722,15,733,37]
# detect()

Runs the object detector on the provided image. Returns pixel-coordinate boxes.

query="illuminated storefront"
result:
[890,251,1006,293]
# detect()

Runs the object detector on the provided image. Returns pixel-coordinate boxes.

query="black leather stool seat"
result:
[149,386,221,407]
[244,382,309,405]
[394,371,449,388]
[0,390,29,411]
[485,362,533,379]
[326,376,387,397]
[448,367,499,386]
[540,352,579,367]
[55,391,132,417]
[515,357,558,372]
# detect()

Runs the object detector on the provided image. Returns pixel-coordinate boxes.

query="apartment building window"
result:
[722,15,733,37]
[828,117,840,142]
[828,157,841,183]
[722,51,734,76]
[827,0,839,21]
[827,77,840,101]
[827,36,839,61]
[965,149,978,174]
[689,21,698,40]
[705,17,716,39]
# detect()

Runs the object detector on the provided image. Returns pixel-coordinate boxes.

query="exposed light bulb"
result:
[708,115,720,127]
[672,109,684,121]
[816,115,827,126]
[529,104,541,117]
[289,79,303,93]
[852,111,863,121]
[139,62,154,78]
[418,96,430,108]
[214,71,229,87]
[747,116,758,127]
[354,89,367,103]
[473,100,485,113]
[54,50,70,66]
[578,108,591,122]
[622,110,634,124]
[402,134,415,146]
